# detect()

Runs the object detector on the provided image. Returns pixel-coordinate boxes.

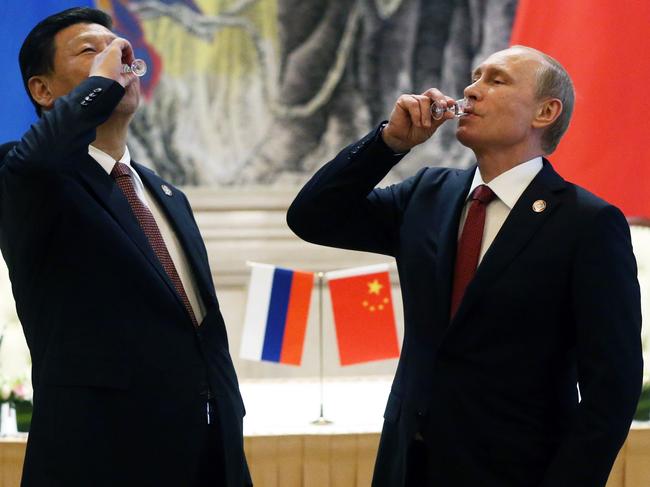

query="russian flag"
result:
[240,263,314,365]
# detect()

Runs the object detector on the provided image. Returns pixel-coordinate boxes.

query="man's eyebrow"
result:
[72,32,117,44]
[471,66,511,79]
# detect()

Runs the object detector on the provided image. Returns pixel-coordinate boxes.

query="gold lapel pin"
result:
[161,184,173,196]
[532,199,546,213]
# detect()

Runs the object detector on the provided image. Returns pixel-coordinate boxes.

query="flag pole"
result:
[311,271,332,425]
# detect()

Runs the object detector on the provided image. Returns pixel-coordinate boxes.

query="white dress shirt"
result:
[458,157,543,263]
[88,145,206,322]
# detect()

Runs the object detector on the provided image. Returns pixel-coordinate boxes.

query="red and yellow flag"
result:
[326,264,400,366]
[511,1,650,217]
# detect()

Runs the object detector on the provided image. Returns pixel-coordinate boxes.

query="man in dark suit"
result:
[287,45,643,486]
[0,8,250,486]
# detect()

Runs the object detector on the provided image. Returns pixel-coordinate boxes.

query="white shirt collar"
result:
[88,145,132,175]
[466,157,544,209]
[88,144,150,208]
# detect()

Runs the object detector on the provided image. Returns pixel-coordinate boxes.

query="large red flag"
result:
[326,264,400,366]
[510,1,650,217]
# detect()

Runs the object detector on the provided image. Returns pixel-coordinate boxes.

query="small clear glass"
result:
[121,58,147,77]
[431,98,470,120]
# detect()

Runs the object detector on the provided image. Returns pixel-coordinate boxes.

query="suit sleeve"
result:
[287,124,426,257]
[0,76,125,177]
[540,205,644,487]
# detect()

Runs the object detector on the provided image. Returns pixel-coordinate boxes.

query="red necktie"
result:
[111,162,198,328]
[450,184,496,318]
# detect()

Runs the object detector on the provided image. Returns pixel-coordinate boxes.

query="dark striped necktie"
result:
[111,162,198,328]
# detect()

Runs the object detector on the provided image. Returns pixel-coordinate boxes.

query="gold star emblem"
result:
[367,279,383,295]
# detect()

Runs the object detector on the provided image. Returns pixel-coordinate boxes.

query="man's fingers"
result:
[107,37,135,66]
[418,96,432,127]
[398,95,440,128]
[121,40,136,66]
[89,37,138,87]
[423,88,459,116]
[383,89,454,152]
[407,95,423,128]
[422,88,447,105]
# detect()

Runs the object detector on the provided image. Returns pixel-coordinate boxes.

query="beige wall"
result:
[3,186,649,384]
[187,187,403,380]
[0,187,403,385]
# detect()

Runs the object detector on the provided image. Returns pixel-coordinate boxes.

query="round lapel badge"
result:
[532,199,546,213]
[161,184,173,196]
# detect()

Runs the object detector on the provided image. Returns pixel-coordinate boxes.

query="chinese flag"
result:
[327,265,400,366]
[510,1,650,217]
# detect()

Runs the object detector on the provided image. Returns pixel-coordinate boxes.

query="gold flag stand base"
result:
[311,415,333,426]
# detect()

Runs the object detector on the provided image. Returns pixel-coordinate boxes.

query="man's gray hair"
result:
[512,45,575,154]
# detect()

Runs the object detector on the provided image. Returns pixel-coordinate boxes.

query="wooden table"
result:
[2,427,649,487]
[2,378,649,487]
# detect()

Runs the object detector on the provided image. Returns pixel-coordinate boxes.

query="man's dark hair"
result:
[19,7,113,116]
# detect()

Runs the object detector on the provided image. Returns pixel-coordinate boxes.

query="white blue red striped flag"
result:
[240,263,314,365]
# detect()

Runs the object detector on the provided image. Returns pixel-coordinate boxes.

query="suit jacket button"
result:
[93,88,103,93]
[80,101,88,106]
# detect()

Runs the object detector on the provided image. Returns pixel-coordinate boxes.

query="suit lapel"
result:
[450,160,567,326]
[133,162,216,306]
[75,155,180,303]
[434,167,475,326]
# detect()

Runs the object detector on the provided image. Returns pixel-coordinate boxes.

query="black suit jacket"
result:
[287,125,643,487]
[0,77,251,486]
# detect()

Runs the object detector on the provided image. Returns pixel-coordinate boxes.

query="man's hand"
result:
[381,89,455,153]
[88,38,137,88]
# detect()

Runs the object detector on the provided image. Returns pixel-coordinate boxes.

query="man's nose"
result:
[463,81,480,100]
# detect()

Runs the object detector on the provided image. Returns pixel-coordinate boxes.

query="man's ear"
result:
[532,98,562,129]
[27,76,55,112]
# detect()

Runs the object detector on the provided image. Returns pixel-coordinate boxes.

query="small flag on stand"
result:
[240,263,314,365]
[326,264,400,366]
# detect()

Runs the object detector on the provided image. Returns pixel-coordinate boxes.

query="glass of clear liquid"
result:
[431,98,470,120]
[121,59,147,77]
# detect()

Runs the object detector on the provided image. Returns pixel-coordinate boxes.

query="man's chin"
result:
[455,127,476,149]
[119,82,140,110]
[114,94,140,116]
